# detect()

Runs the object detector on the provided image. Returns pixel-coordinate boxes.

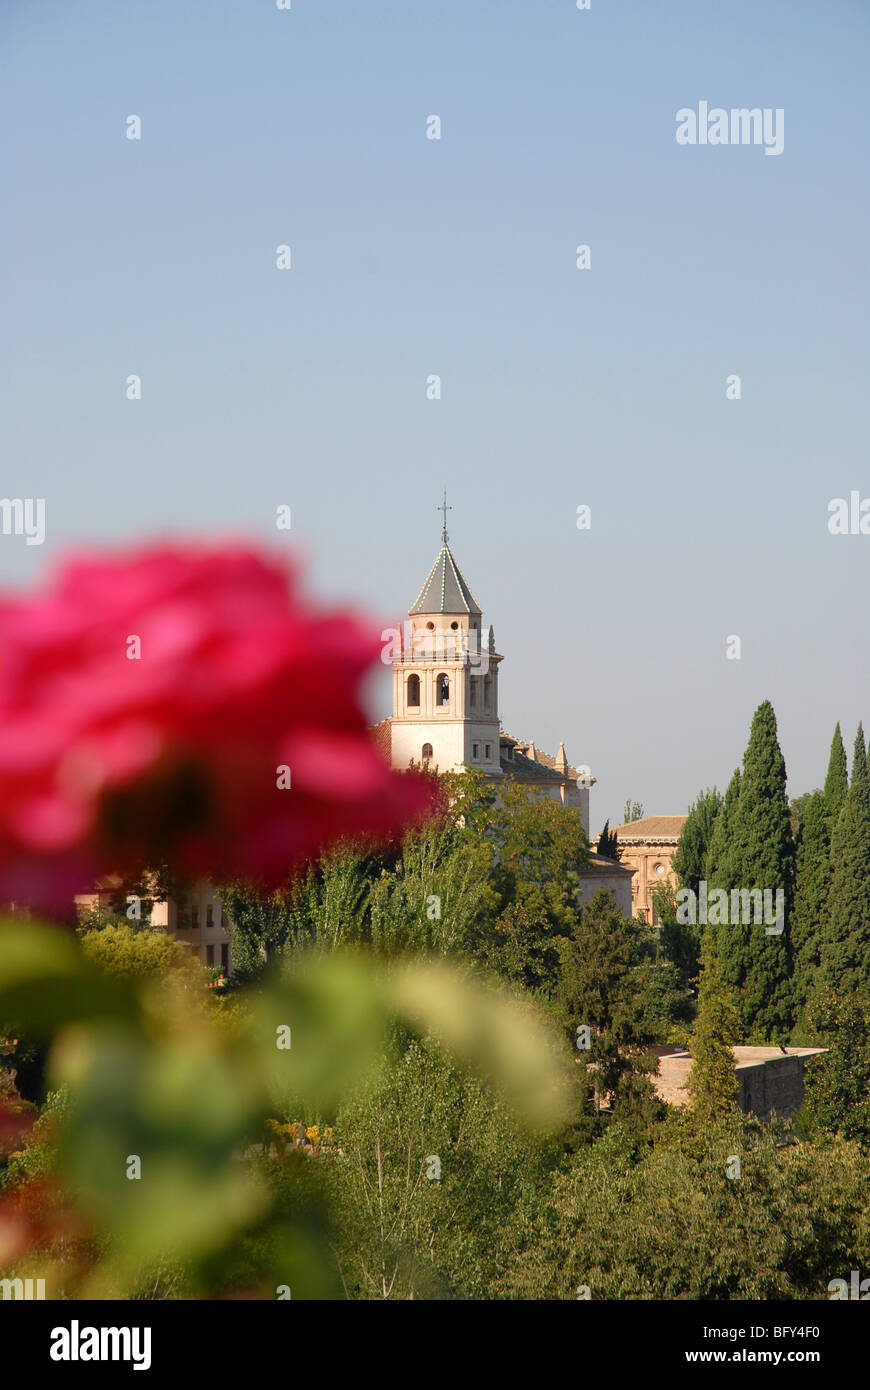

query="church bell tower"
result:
[389,497,503,777]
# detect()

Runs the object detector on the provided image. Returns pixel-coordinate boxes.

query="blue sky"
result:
[2,0,869,826]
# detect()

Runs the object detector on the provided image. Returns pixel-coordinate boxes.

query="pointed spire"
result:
[409,541,481,615]
[555,741,568,772]
[438,488,452,545]
[527,739,537,762]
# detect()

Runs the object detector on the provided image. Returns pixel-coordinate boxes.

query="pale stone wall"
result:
[75,881,234,974]
[616,842,679,923]
[390,717,468,772]
[576,864,634,918]
[390,620,502,777]
[171,882,233,972]
[561,781,590,836]
[737,1055,808,1121]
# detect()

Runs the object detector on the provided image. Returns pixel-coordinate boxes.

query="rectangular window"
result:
[191,905,199,929]
[220,943,229,971]
[472,743,479,759]
[206,944,214,967]
[206,904,214,929]
[485,744,491,760]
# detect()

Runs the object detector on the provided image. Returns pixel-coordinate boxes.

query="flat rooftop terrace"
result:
[650,1044,826,1110]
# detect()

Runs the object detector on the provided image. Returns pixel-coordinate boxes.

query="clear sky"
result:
[2,0,869,827]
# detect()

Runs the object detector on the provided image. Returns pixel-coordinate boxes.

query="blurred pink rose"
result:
[0,543,432,912]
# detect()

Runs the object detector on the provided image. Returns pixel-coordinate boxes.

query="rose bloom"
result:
[0,543,433,914]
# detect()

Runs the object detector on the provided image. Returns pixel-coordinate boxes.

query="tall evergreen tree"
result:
[702,768,741,1022]
[596,820,620,861]
[705,769,741,891]
[686,937,741,1123]
[823,722,848,829]
[555,890,664,1129]
[673,787,723,896]
[822,725,870,996]
[695,786,724,850]
[672,816,704,895]
[655,881,701,995]
[790,790,830,1035]
[714,702,794,1038]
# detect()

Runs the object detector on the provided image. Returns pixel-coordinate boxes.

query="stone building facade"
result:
[608,814,687,924]
[75,878,232,973]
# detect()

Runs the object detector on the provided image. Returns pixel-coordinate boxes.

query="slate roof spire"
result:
[409,499,482,615]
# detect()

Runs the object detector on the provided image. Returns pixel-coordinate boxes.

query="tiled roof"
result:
[536,747,586,782]
[609,815,688,841]
[370,719,392,762]
[583,852,634,876]
[410,545,482,616]
[500,746,566,783]
[501,734,596,787]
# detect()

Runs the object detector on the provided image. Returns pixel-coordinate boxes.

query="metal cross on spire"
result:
[439,488,452,545]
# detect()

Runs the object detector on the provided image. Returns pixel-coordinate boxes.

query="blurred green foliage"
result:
[79,924,193,982]
[0,915,571,1299]
[4,763,870,1300]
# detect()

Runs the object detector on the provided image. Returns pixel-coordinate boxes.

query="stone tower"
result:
[388,513,503,777]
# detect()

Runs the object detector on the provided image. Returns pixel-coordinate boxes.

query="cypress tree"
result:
[723,701,794,1039]
[686,936,741,1123]
[673,815,705,896]
[657,880,701,995]
[673,788,722,897]
[823,725,870,996]
[705,769,741,891]
[555,889,661,1124]
[790,790,830,1034]
[694,787,723,853]
[596,820,620,861]
[703,769,741,1000]
[824,722,848,828]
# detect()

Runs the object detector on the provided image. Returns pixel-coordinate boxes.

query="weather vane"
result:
[439,488,452,544]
